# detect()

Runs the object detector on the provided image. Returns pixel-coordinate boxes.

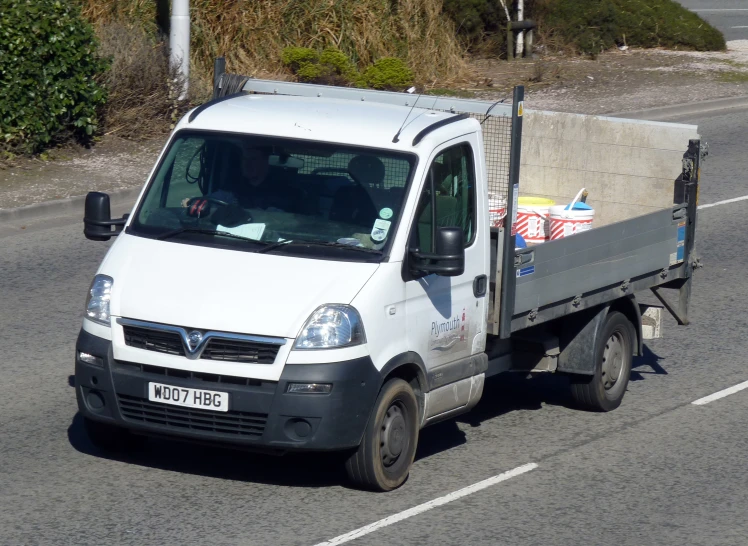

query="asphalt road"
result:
[2,107,748,545]
[677,0,748,41]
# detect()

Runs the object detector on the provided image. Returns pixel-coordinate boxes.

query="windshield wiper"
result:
[256,238,382,255]
[255,239,292,254]
[156,227,260,243]
[287,240,382,254]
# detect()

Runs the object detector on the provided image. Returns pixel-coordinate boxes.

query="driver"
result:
[183,143,293,216]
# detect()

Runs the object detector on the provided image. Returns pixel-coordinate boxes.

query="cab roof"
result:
[180,94,478,152]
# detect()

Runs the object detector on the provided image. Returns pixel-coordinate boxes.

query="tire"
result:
[84,417,145,453]
[570,311,634,412]
[345,378,419,492]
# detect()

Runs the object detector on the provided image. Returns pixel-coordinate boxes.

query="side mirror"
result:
[83,192,127,241]
[410,226,465,277]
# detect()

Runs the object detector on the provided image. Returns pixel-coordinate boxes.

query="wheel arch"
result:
[379,352,428,422]
[609,295,643,357]
[557,297,640,375]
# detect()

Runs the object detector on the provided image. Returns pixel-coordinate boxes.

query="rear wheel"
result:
[84,417,145,453]
[570,311,634,412]
[345,378,419,491]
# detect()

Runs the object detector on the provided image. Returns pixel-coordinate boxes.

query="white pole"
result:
[516,0,524,58]
[170,0,190,100]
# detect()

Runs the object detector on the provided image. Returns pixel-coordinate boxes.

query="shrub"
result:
[280,47,319,72]
[319,48,357,78]
[0,0,108,153]
[536,0,725,55]
[362,58,414,90]
[282,47,362,86]
[443,0,507,49]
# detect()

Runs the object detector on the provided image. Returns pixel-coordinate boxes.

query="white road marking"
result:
[692,380,748,405]
[698,194,748,210]
[732,26,748,29]
[692,9,748,11]
[313,463,538,546]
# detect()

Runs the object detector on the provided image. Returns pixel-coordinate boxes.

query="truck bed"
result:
[489,204,689,333]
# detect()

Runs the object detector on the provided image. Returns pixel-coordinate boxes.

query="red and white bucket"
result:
[488,195,507,228]
[516,196,555,245]
[549,188,595,240]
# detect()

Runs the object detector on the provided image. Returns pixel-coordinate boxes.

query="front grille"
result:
[121,325,281,364]
[201,338,279,364]
[118,394,267,437]
[114,361,277,389]
[123,325,184,356]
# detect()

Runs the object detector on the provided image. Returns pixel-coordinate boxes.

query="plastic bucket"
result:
[516,196,555,244]
[549,188,595,240]
[488,195,507,228]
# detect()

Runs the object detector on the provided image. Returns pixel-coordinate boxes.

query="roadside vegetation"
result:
[445,0,726,56]
[0,0,726,158]
[535,0,726,55]
[0,0,107,156]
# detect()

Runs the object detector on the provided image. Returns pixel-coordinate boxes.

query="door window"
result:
[412,143,476,252]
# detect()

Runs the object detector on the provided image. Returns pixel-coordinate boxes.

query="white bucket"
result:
[549,188,595,240]
[488,195,507,228]
[516,196,555,244]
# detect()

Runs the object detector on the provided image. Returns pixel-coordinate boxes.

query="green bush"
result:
[362,58,414,90]
[0,0,109,153]
[442,0,506,47]
[538,0,726,55]
[281,46,354,84]
[281,47,413,89]
[319,48,357,78]
[280,47,319,72]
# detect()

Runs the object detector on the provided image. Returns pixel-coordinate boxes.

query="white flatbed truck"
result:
[75,73,701,491]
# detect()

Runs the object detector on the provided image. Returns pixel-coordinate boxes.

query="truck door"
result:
[404,137,488,373]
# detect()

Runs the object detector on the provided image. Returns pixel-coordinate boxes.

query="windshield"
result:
[129,130,417,261]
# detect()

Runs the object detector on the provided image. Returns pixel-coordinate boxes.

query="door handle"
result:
[473,275,487,297]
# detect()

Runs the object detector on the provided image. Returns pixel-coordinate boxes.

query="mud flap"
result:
[557,305,610,376]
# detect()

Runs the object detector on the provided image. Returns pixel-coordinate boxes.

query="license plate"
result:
[148,382,229,412]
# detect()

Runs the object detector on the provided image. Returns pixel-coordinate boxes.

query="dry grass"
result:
[81,0,472,89]
[94,22,212,138]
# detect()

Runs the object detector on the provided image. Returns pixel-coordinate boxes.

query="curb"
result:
[606,95,748,120]
[0,187,141,224]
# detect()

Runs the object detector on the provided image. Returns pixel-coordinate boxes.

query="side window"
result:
[413,143,476,252]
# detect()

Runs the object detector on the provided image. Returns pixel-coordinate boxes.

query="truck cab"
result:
[76,93,491,491]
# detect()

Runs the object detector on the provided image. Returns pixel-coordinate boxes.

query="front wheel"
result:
[570,311,634,412]
[345,378,419,491]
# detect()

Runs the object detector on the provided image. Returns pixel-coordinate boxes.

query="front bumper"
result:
[75,329,381,451]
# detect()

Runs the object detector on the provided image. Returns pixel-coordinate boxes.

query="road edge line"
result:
[692,380,748,406]
[312,463,538,546]
[698,195,748,210]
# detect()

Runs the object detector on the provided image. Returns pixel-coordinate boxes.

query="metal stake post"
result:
[498,85,525,338]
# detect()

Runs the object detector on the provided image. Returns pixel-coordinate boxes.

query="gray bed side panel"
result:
[514,208,678,313]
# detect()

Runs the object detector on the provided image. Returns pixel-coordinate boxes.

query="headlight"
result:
[85,275,113,326]
[294,305,366,350]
